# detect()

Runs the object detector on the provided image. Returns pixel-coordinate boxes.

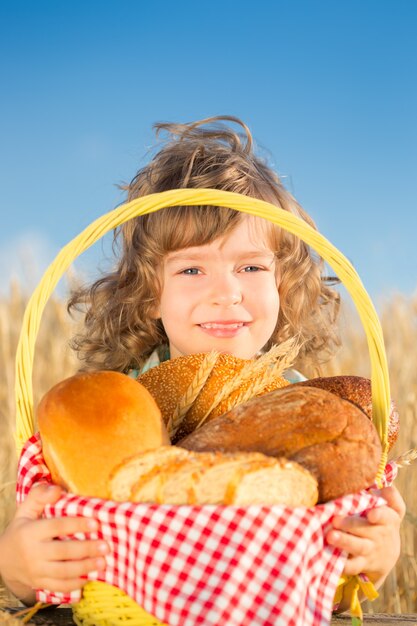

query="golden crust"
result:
[37,371,169,498]
[137,353,289,442]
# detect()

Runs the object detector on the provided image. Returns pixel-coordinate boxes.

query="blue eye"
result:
[181,268,200,275]
[243,266,262,272]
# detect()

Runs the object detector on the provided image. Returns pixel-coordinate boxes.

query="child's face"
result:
[154,217,280,360]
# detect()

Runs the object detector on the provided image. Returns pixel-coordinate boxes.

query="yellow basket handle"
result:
[15,189,390,480]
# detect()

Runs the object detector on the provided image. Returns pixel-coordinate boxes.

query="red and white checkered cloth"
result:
[17,434,397,626]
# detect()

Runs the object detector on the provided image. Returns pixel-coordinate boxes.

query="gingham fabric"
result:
[17,434,397,626]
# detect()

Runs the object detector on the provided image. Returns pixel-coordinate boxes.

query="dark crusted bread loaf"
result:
[293,375,399,451]
[178,385,382,503]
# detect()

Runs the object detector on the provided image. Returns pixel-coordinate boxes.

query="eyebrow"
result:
[165,250,276,264]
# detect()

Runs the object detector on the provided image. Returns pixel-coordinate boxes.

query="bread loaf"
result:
[137,352,289,442]
[294,375,399,450]
[109,445,190,502]
[37,371,170,498]
[109,446,318,507]
[178,385,382,503]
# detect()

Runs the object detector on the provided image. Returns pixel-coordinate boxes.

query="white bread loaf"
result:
[109,446,190,501]
[37,371,170,498]
[109,446,318,507]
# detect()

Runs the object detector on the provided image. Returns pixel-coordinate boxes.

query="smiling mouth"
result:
[199,322,249,329]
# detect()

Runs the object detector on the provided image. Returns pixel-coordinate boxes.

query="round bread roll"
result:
[137,352,289,443]
[37,371,170,498]
[178,385,382,503]
[294,375,399,450]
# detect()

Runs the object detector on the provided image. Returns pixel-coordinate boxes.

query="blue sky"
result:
[1,0,416,304]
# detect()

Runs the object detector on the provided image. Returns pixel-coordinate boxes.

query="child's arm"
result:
[0,483,109,605]
[326,485,405,612]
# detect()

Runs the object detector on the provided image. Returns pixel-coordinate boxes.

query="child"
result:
[0,116,405,608]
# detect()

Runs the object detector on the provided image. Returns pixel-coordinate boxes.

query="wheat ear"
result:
[203,338,299,418]
[227,343,300,410]
[251,337,300,372]
[393,447,417,468]
[195,338,300,430]
[167,351,220,439]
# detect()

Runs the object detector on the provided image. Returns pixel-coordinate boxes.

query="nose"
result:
[210,273,242,306]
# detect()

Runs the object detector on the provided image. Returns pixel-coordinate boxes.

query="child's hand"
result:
[0,483,109,604]
[326,485,405,586]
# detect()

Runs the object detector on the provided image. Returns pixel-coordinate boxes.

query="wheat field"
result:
[0,282,416,614]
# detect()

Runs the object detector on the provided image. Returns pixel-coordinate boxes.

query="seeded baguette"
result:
[137,352,289,442]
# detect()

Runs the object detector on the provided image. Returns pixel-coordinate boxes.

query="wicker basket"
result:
[14,189,391,626]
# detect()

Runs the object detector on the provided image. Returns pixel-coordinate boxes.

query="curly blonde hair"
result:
[69,115,340,375]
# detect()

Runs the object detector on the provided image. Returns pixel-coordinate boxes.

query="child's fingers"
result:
[369,486,406,520]
[332,514,376,537]
[20,540,109,590]
[34,577,89,594]
[342,555,369,577]
[44,538,109,562]
[333,507,399,536]
[366,503,401,525]
[15,484,63,521]
[326,528,373,557]
[34,568,97,593]
[41,555,107,583]
[36,515,100,541]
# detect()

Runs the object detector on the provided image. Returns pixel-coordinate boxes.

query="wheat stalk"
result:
[207,338,299,416]
[234,338,299,387]
[251,337,300,372]
[393,447,417,468]
[226,349,298,410]
[167,351,220,439]
[194,338,300,430]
